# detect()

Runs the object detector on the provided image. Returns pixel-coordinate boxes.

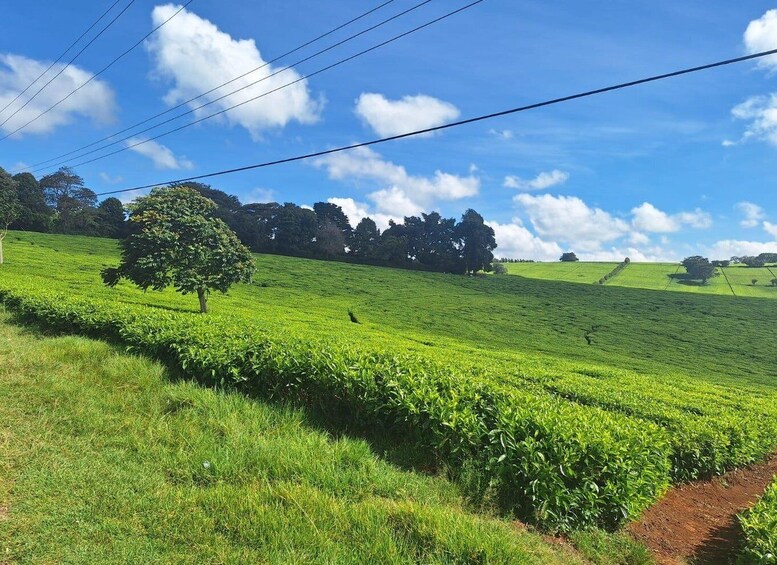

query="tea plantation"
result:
[1,231,776,538]
[505,261,777,298]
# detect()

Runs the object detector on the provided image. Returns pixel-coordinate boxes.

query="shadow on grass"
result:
[668,273,712,287]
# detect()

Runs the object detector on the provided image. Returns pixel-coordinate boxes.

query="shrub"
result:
[739,478,777,564]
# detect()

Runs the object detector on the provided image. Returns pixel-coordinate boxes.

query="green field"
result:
[1,231,776,543]
[505,261,777,298]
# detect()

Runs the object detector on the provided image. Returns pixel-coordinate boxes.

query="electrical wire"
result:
[20,0,400,173]
[94,47,777,197]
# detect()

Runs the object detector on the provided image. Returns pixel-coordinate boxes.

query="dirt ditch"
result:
[628,453,777,564]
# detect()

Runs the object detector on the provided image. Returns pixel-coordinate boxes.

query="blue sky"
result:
[2,0,777,260]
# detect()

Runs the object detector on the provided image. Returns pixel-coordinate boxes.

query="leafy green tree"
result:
[456,209,496,274]
[39,166,86,210]
[315,220,347,257]
[560,252,579,262]
[313,202,352,243]
[492,262,507,275]
[681,255,717,284]
[102,187,255,313]
[771,278,777,287]
[273,203,317,256]
[97,197,127,238]
[0,168,20,264]
[10,172,53,232]
[350,217,380,259]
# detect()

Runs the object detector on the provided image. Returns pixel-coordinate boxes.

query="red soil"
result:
[628,453,777,564]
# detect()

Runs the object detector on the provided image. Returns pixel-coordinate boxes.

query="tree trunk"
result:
[197,288,208,314]
[0,231,5,265]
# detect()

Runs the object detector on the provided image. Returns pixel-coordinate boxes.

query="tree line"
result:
[0,166,498,275]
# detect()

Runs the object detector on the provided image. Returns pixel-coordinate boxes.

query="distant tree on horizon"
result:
[560,252,579,262]
[681,256,717,284]
[0,168,20,265]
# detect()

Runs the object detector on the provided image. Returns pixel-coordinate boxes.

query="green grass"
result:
[505,261,777,299]
[0,314,585,564]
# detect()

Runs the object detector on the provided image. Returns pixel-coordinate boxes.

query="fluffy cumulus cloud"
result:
[513,193,631,252]
[125,137,194,170]
[744,9,777,70]
[730,95,777,147]
[315,146,478,219]
[488,219,563,261]
[631,202,711,233]
[354,93,459,137]
[0,53,115,136]
[146,4,320,139]
[764,221,777,238]
[503,169,569,191]
[707,239,777,259]
[736,201,766,228]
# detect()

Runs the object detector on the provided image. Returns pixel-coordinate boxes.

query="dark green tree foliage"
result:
[10,173,52,232]
[741,255,767,268]
[0,168,20,264]
[273,203,318,255]
[681,256,717,284]
[350,217,381,259]
[39,167,86,210]
[560,252,579,262]
[457,209,496,274]
[313,202,352,241]
[97,197,127,238]
[102,187,255,313]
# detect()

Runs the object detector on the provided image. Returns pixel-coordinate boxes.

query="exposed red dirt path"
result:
[628,453,777,564]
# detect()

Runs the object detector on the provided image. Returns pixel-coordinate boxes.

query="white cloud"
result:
[99,172,123,185]
[249,188,276,203]
[327,197,395,231]
[489,218,563,261]
[731,95,777,147]
[489,128,514,140]
[514,193,630,252]
[355,93,459,137]
[146,4,320,140]
[504,169,569,191]
[580,246,678,263]
[631,202,711,233]
[707,239,777,259]
[764,221,777,238]
[744,9,777,70]
[0,53,115,136]
[628,231,651,245]
[314,146,478,218]
[125,137,194,170]
[736,201,766,228]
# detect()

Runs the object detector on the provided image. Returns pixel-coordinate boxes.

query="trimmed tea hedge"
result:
[0,282,671,532]
[739,478,777,564]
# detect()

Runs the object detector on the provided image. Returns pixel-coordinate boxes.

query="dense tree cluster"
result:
[1,166,126,238]
[682,256,717,284]
[730,253,777,267]
[1,166,498,275]
[174,181,497,274]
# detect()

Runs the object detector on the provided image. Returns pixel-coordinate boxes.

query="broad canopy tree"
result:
[681,255,717,284]
[102,187,256,313]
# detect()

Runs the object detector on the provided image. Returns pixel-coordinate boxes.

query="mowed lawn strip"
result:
[0,315,585,565]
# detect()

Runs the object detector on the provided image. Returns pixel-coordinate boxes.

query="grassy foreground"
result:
[0,314,590,564]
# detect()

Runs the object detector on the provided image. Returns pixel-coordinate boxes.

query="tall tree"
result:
[97,197,127,238]
[0,168,20,264]
[456,209,496,274]
[313,202,352,241]
[39,166,86,210]
[273,203,317,256]
[10,172,52,232]
[350,217,381,259]
[102,187,255,313]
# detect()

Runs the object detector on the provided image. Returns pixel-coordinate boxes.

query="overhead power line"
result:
[0,0,135,129]
[22,0,400,173]
[43,0,484,172]
[24,0,432,174]
[0,0,125,118]
[0,0,195,142]
[95,46,777,198]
